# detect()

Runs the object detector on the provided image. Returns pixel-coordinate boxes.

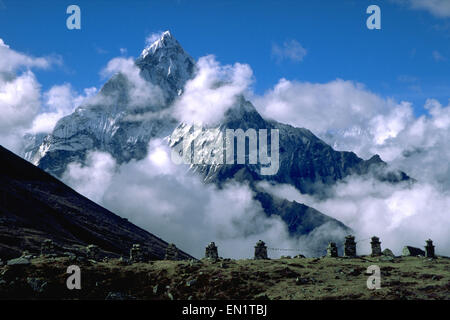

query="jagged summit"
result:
[24,30,195,175]
[136,30,195,99]
[140,30,177,59]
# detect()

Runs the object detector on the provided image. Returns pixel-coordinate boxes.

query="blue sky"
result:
[0,0,449,115]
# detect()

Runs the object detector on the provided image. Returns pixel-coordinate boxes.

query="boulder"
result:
[402,246,425,257]
[7,257,31,266]
[382,248,395,257]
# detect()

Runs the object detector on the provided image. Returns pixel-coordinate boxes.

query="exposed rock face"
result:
[254,240,268,260]
[0,145,193,260]
[7,257,31,266]
[402,246,425,257]
[170,101,411,196]
[24,31,195,177]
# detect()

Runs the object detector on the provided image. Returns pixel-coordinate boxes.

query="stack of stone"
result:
[164,243,179,261]
[254,240,268,260]
[344,235,357,257]
[130,244,145,263]
[425,239,435,258]
[205,242,219,260]
[86,244,100,260]
[371,236,382,256]
[40,239,55,256]
[326,242,338,257]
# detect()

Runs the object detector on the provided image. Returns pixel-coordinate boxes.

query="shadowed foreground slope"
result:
[0,145,193,260]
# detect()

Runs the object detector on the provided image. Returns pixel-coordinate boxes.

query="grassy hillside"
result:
[0,255,449,300]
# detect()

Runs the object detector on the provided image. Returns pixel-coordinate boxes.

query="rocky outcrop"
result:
[402,246,425,257]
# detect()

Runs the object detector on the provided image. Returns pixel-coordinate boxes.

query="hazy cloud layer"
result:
[259,177,450,256]
[29,84,98,134]
[254,76,449,256]
[272,40,307,63]
[101,57,165,108]
[62,141,332,259]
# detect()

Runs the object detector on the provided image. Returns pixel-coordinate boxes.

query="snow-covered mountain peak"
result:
[140,30,178,59]
[136,31,195,100]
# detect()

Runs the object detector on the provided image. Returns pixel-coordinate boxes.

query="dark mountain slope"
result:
[0,145,193,260]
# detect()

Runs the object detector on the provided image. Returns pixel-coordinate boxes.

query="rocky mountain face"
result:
[24,31,195,177]
[21,31,411,255]
[169,96,410,197]
[0,145,193,260]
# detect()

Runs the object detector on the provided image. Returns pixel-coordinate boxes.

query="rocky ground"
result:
[0,254,449,300]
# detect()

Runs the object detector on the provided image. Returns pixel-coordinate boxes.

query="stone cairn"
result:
[371,236,382,256]
[344,235,357,257]
[164,243,179,261]
[425,239,435,258]
[254,240,268,260]
[326,242,338,257]
[205,242,219,260]
[130,244,145,263]
[40,239,55,256]
[86,244,100,260]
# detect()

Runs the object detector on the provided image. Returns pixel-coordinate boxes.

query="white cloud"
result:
[0,38,54,73]
[253,78,450,192]
[172,55,253,125]
[101,57,165,108]
[62,139,335,258]
[0,70,41,152]
[393,0,450,18]
[254,77,450,256]
[272,40,307,63]
[0,38,48,152]
[62,151,117,203]
[29,84,98,134]
[253,78,409,136]
[260,177,450,256]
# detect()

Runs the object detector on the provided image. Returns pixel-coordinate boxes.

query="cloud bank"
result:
[62,140,333,259]
[254,78,450,256]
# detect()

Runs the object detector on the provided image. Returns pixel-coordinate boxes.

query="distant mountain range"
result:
[21,31,412,256]
[0,145,193,260]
